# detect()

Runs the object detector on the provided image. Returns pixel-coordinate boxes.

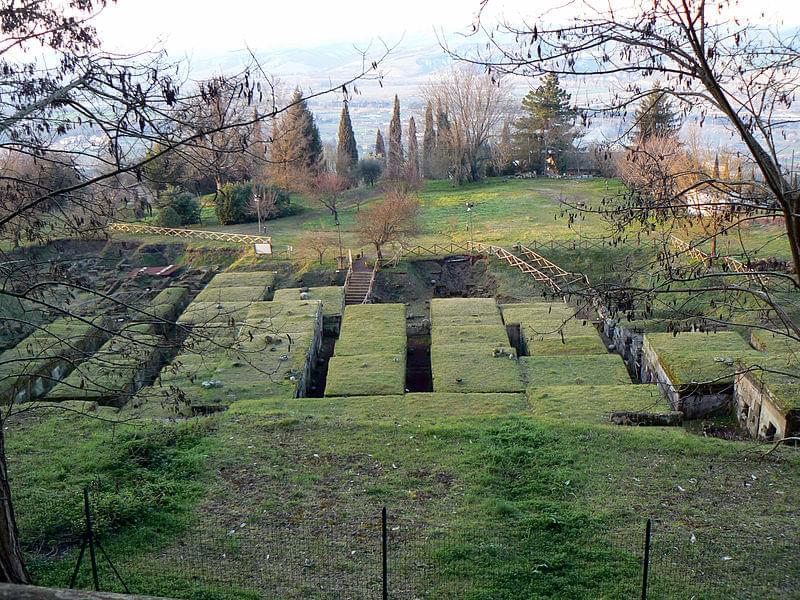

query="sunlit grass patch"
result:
[521,355,631,387]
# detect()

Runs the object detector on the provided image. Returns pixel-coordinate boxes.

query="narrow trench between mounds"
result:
[305,333,336,397]
[506,323,525,356]
[406,334,433,392]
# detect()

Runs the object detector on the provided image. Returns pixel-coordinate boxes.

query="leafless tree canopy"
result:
[459,0,800,279]
[421,66,511,184]
[357,191,421,259]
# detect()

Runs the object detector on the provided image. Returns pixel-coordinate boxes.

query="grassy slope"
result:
[8,178,800,598]
[10,341,800,600]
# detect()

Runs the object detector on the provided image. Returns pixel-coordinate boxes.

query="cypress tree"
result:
[433,99,451,178]
[422,101,436,178]
[336,101,358,183]
[633,83,680,142]
[406,116,420,181]
[374,129,386,164]
[386,95,404,179]
[495,120,514,175]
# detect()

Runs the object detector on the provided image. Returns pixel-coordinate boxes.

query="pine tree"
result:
[422,101,436,178]
[271,88,324,188]
[633,83,680,141]
[406,116,420,181]
[374,129,386,164]
[335,101,359,183]
[386,95,404,179]
[512,73,576,174]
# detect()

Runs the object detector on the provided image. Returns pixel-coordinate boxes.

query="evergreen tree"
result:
[386,95,404,179]
[143,142,185,193]
[271,88,323,189]
[406,116,420,181]
[512,74,576,174]
[433,98,452,178]
[422,101,436,178]
[495,120,515,175]
[335,101,359,183]
[246,107,267,180]
[374,129,386,164]
[633,83,680,141]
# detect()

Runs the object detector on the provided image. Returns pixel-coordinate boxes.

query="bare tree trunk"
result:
[0,425,30,584]
[784,199,800,285]
[710,233,717,264]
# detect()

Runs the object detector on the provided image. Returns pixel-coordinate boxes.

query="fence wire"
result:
[23,492,799,599]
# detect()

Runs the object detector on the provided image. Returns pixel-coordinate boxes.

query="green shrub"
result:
[214,182,290,225]
[156,187,201,225]
[170,192,201,225]
[155,206,181,227]
[358,159,383,186]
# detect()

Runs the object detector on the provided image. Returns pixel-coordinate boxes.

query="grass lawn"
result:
[12,393,799,599]
[241,299,322,335]
[528,335,608,356]
[177,301,253,326]
[193,285,268,303]
[430,297,503,321]
[150,179,619,253]
[521,355,631,387]
[6,176,800,599]
[526,384,670,423]
[431,324,510,347]
[644,331,765,386]
[432,344,524,393]
[0,317,108,400]
[46,332,161,404]
[333,303,407,356]
[324,353,406,396]
[272,286,345,318]
[205,271,278,289]
[501,303,598,349]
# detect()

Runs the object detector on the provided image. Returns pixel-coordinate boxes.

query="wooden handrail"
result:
[514,243,576,281]
[362,260,380,304]
[469,241,563,294]
[109,222,272,245]
[670,235,763,284]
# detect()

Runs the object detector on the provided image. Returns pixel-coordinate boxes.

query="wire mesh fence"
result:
[23,489,799,599]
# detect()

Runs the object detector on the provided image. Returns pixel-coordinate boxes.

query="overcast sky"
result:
[90,0,800,56]
[92,0,534,55]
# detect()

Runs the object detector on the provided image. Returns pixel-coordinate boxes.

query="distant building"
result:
[684,189,719,216]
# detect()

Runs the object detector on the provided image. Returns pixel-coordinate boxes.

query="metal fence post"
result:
[84,487,100,591]
[382,507,388,600]
[641,518,652,600]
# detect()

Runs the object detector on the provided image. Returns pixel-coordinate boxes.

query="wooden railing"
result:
[670,235,763,283]
[343,249,354,290]
[362,260,380,304]
[469,241,564,294]
[109,222,272,245]
[513,243,583,285]
[401,242,472,257]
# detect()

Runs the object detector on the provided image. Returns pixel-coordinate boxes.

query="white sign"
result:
[254,243,272,255]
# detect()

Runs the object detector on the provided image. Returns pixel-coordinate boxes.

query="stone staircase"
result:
[345,268,373,305]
